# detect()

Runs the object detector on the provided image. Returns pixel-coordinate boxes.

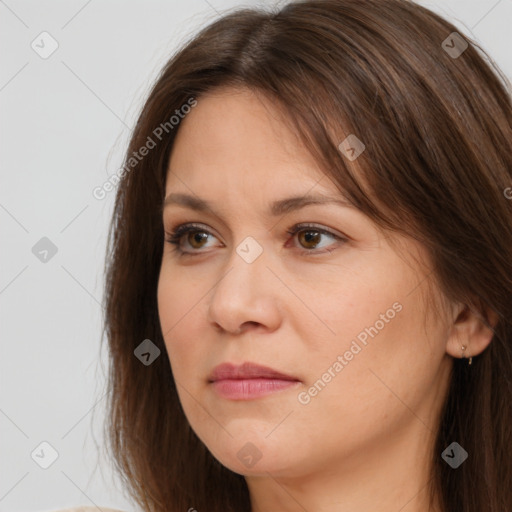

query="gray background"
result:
[1,1,511,511]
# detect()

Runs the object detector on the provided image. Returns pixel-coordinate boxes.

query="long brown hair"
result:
[100,1,512,510]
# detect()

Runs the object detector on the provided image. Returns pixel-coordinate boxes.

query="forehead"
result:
[165,86,328,192]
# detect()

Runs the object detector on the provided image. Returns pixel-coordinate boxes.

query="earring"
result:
[461,345,473,366]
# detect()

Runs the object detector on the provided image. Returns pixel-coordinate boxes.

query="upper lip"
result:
[209,362,300,382]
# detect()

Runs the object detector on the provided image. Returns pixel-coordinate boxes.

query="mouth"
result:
[208,361,301,400]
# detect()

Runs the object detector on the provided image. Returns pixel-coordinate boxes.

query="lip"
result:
[208,362,301,400]
[209,362,299,382]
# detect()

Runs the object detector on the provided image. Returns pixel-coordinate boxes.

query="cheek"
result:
[298,259,403,366]
[157,262,204,336]
[157,278,217,449]
[290,305,442,467]
[298,255,443,405]
[157,270,203,378]
[305,288,447,425]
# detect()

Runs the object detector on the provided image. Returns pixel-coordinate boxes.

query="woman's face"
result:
[157,86,453,478]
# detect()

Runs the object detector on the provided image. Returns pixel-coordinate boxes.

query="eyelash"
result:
[164,222,347,257]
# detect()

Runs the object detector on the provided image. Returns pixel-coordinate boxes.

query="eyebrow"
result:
[162,192,357,217]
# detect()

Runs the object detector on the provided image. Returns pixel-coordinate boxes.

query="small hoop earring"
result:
[461,344,472,366]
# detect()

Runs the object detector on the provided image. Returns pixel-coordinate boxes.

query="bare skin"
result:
[157,86,496,512]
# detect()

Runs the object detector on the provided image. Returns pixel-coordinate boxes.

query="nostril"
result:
[234,321,260,334]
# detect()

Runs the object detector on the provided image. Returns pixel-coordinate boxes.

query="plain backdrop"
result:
[1,1,511,511]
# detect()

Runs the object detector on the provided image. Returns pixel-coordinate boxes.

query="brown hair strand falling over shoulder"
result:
[101,1,512,511]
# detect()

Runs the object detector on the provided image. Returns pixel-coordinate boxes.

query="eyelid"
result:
[164,221,212,241]
[286,222,347,241]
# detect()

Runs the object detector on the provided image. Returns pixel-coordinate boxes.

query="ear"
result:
[446,300,500,360]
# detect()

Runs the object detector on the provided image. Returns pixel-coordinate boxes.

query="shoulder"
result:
[48,507,127,512]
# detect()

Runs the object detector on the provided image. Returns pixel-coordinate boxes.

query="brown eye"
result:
[186,231,209,249]
[164,223,218,255]
[297,230,323,249]
[165,222,347,257]
[286,223,347,255]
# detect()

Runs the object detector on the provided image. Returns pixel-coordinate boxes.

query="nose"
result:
[207,247,282,335]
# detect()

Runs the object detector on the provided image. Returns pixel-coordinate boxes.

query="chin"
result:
[204,436,301,477]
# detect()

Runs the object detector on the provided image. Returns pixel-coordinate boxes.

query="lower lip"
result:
[211,378,300,400]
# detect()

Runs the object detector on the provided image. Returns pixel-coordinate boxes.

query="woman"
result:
[96,1,512,511]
